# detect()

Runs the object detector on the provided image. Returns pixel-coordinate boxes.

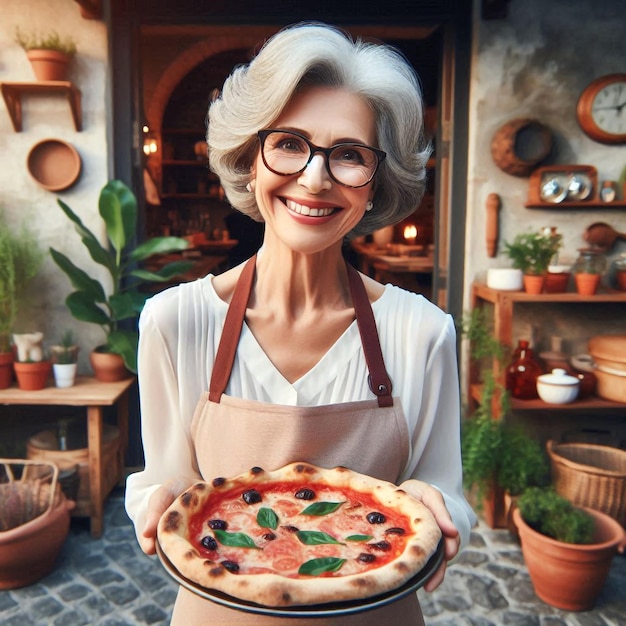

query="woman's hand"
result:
[139,477,197,555]
[399,479,460,592]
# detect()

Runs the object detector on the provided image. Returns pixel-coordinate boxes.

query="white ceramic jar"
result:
[536,368,580,404]
[486,268,523,291]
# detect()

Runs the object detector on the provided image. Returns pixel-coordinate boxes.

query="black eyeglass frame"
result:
[257,129,386,189]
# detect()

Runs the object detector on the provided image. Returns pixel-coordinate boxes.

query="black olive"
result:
[242,489,262,504]
[250,466,264,474]
[357,553,377,563]
[222,560,240,573]
[208,519,227,530]
[281,525,300,533]
[295,488,316,500]
[262,532,276,541]
[385,527,406,536]
[366,512,386,524]
[201,536,218,551]
[369,541,391,551]
[212,477,226,487]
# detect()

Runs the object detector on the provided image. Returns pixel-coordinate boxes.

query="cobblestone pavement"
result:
[1,487,625,625]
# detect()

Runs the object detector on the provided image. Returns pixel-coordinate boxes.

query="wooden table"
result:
[0,376,134,537]
[351,241,434,282]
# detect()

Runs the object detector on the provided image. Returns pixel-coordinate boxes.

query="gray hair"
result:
[207,22,431,237]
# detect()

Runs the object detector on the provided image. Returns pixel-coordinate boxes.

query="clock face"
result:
[591,80,626,135]
[577,74,626,144]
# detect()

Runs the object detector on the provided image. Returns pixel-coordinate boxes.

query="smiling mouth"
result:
[284,198,338,217]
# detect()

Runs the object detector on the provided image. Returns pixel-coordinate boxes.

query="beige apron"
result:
[171,256,425,625]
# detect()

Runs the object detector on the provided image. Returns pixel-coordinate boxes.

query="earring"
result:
[365,201,373,212]
[246,182,253,193]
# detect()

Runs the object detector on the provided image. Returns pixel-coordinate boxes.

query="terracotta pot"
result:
[523,273,545,294]
[513,507,626,611]
[13,361,51,391]
[0,352,14,390]
[26,49,72,81]
[90,349,129,382]
[616,270,626,291]
[575,273,601,296]
[544,271,570,293]
[0,494,74,589]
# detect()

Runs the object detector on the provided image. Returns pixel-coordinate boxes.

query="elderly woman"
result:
[126,22,475,625]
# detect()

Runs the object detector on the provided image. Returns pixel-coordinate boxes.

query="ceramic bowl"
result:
[486,268,523,291]
[27,139,81,191]
[536,368,580,404]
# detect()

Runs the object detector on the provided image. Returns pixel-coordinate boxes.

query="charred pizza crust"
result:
[157,462,441,607]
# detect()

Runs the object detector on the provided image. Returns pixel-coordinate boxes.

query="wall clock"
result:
[576,73,626,144]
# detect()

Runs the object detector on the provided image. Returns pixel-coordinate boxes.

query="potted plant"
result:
[50,329,79,388]
[50,180,192,381]
[460,309,548,528]
[12,331,51,391]
[503,229,562,294]
[0,213,44,389]
[513,486,626,611]
[14,27,77,82]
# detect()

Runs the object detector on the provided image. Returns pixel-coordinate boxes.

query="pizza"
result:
[156,462,442,607]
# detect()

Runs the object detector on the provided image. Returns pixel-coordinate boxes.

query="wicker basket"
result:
[0,459,60,532]
[547,440,626,526]
[26,424,120,517]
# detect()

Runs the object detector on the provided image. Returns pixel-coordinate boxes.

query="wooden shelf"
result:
[470,385,625,411]
[0,81,82,131]
[525,201,626,209]
[469,281,626,416]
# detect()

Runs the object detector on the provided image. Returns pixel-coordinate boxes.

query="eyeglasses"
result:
[257,129,386,188]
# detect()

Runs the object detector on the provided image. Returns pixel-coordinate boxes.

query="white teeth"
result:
[286,199,334,217]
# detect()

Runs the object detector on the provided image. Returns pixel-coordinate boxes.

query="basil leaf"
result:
[214,530,259,549]
[299,557,346,576]
[300,501,344,516]
[345,534,373,542]
[257,507,279,530]
[296,530,344,546]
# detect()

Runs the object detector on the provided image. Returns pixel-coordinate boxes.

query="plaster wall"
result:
[465,0,626,352]
[0,0,109,372]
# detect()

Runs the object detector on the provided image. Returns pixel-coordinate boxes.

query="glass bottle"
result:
[505,340,543,400]
[571,248,607,275]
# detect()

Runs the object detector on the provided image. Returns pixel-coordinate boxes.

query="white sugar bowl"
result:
[536,368,580,404]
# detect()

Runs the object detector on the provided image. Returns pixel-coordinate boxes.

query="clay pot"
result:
[0,494,74,589]
[513,507,626,611]
[90,349,129,382]
[26,49,72,81]
[575,273,601,296]
[544,270,571,293]
[616,270,626,291]
[13,361,51,391]
[523,273,545,294]
[0,352,14,390]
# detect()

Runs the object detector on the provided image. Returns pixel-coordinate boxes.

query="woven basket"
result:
[0,459,60,532]
[547,440,626,526]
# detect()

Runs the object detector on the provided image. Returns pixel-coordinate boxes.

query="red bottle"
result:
[505,340,543,400]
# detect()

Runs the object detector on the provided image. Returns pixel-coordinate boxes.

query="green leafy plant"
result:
[518,487,595,544]
[459,309,548,504]
[50,329,78,364]
[50,180,192,373]
[0,212,44,353]
[15,27,77,55]
[503,230,562,275]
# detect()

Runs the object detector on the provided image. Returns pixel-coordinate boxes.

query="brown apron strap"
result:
[346,264,393,407]
[208,255,257,403]
[209,255,393,407]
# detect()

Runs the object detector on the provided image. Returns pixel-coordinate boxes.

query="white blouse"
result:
[125,274,476,550]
